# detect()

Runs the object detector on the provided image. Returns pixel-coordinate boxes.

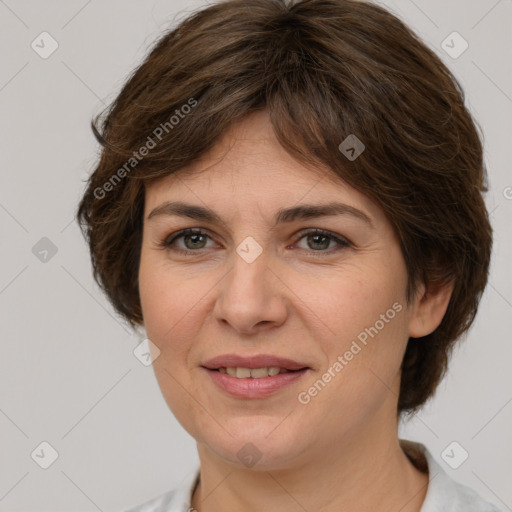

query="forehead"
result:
[143,111,383,226]
[148,110,321,188]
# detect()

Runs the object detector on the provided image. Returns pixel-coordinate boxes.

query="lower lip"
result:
[204,368,308,399]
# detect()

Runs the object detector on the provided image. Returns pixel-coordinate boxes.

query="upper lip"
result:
[202,354,309,371]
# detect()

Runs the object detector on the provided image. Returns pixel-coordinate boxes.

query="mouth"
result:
[202,354,309,372]
[201,354,310,398]
[213,366,302,378]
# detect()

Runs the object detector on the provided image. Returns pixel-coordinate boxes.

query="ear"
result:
[408,279,454,338]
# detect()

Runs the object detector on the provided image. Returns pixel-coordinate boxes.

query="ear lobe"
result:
[408,279,454,338]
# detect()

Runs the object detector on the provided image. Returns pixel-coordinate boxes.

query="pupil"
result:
[309,234,329,250]
[185,234,206,249]
[182,234,330,251]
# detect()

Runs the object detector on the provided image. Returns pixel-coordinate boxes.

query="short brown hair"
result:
[76,0,493,415]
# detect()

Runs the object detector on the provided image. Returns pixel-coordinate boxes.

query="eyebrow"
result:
[146,201,374,228]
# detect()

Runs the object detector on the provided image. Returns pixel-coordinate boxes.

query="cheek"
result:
[304,262,407,345]
[139,254,189,355]
[138,253,217,373]
[297,258,409,407]
[138,256,207,435]
[139,251,190,329]
[296,282,407,431]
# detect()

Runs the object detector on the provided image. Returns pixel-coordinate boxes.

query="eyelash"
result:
[158,228,351,257]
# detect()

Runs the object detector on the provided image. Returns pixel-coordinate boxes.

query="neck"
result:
[190,408,429,512]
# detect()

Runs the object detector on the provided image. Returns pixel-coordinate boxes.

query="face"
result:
[138,110,433,470]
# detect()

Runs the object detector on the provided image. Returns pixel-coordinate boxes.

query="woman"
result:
[76,0,499,510]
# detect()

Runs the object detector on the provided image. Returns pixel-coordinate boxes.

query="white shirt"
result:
[126,439,502,512]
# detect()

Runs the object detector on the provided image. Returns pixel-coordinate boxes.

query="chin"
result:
[197,420,309,471]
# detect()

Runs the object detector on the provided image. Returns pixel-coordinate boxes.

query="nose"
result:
[213,248,288,335]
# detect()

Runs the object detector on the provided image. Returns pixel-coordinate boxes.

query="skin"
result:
[138,110,453,512]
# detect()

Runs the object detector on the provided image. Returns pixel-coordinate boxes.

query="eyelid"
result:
[163,228,217,249]
[293,228,351,246]
[159,227,352,255]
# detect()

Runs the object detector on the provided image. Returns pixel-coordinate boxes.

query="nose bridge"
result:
[225,241,270,306]
[214,238,286,332]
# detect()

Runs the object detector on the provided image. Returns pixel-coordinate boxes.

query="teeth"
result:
[219,366,290,378]
[250,367,269,378]
[236,367,252,378]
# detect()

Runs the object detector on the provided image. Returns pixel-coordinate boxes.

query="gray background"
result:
[0,0,511,510]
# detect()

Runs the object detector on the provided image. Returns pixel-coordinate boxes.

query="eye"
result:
[293,229,351,254]
[158,228,351,256]
[159,228,216,255]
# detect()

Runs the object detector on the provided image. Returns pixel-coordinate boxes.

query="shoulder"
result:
[400,439,503,512]
[124,489,177,512]
[124,469,200,512]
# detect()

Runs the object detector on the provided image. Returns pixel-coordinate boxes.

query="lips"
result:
[201,354,310,398]
[202,354,309,371]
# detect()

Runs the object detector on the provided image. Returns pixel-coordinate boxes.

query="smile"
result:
[203,367,309,399]
[218,367,291,378]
